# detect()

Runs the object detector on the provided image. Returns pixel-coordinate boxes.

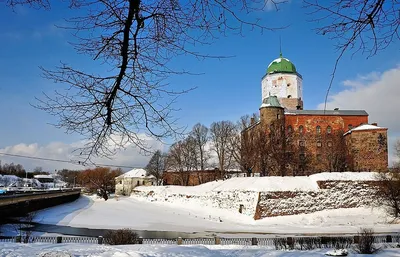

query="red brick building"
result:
[243,53,388,175]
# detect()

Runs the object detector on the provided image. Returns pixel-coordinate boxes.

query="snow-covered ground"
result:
[31,194,400,235]
[1,243,400,257]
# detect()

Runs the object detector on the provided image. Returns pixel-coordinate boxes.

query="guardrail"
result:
[1,234,399,247]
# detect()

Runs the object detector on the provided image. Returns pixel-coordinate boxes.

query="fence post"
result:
[252,237,258,246]
[98,236,103,245]
[214,236,221,245]
[56,236,62,244]
[177,237,182,245]
[287,237,294,250]
[138,237,143,244]
[16,236,21,243]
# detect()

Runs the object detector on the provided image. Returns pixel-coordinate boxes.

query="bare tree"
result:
[189,123,209,170]
[324,130,347,172]
[231,114,259,176]
[165,138,197,186]
[4,0,278,162]
[395,139,400,168]
[210,120,236,177]
[304,0,399,111]
[78,167,122,200]
[145,150,165,185]
[376,170,400,218]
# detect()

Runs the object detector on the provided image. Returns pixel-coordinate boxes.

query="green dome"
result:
[267,53,297,74]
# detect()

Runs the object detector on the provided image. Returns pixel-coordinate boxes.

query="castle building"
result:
[243,53,388,176]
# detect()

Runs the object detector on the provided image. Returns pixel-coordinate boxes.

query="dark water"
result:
[28,223,216,238]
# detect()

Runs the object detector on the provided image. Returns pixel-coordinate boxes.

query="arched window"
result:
[317,141,322,148]
[316,154,322,162]
[327,141,333,147]
[327,126,332,134]
[316,125,321,134]
[287,125,293,133]
[299,125,304,134]
[287,95,292,98]
[299,141,305,147]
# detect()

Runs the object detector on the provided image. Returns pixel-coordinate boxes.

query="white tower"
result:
[261,53,303,110]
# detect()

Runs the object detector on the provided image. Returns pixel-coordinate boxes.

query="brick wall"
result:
[345,129,388,172]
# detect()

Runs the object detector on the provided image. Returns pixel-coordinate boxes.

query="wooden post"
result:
[177,237,183,245]
[138,237,143,244]
[251,237,258,246]
[56,236,62,244]
[287,237,294,250]
[214,236,221,245]
[98,236,103,245]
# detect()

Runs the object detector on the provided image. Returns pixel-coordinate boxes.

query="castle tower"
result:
[261,53,303,110]
[259,95,285,129]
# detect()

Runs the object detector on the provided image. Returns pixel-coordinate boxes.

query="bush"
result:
[355,228,377,254]
[103,229,139,245]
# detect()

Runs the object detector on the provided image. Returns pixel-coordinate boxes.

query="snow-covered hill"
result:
[132,172,380,218]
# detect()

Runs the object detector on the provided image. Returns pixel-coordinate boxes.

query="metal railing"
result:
[0,234,399,247]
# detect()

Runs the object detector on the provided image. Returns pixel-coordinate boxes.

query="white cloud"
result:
[264,0,289,11]
[318,66,400,166]
[0,134,165,172]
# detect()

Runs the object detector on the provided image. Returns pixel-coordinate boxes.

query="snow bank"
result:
[310,172,379,182]
[1,243,400,257]
[133,172,380,219]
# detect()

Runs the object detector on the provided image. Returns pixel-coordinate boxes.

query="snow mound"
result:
[137,172,379,194]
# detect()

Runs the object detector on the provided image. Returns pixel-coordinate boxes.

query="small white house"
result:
[115,168,156,196]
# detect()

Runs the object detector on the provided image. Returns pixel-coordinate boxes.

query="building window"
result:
[287,95,292,98]
[317,141,322,148]
[299,153,305,161]
[299,141,305,147]
[327,141,333,147]
[119,181,122,184]
[348,124,353,130]
[277,114,280,119]
[327,126,332,134]
[299,125,304,134]
[316,125,321,134]
[142,180,145,185]
[287,125,293,133]
[316,154,322,162]
[136,181,140,186]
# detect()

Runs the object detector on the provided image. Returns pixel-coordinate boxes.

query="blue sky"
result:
[0,1,399,170]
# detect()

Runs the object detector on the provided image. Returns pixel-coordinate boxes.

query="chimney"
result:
[371,122,378,126]
[250,117,255,124]
[334,108,339,110]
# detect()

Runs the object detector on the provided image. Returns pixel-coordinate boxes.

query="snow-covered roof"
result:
[34,175,54,179]
[344,124,387,136]
[285,110,368,116]
[118,168,155,179]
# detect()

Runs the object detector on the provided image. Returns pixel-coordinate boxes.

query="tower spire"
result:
[279,36,282,57]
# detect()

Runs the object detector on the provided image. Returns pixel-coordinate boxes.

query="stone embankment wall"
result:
[254,181,379,219]
[132,190,259,217]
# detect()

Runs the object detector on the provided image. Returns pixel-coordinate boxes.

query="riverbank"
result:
[11,195,399,236]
